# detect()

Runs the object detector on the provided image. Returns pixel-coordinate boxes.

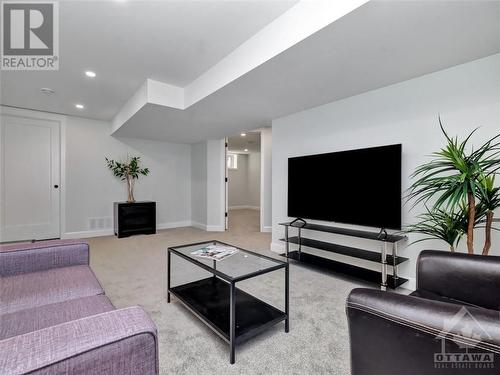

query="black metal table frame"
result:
[167,240,289,364]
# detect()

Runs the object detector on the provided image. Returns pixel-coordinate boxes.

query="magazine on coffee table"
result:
[191,244,239,261]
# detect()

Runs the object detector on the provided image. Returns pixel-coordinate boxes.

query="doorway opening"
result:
[226,132,261,233]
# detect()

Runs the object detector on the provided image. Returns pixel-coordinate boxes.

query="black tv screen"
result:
[287,144,402,230]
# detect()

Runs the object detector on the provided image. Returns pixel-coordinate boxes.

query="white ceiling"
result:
[2,1,500,145]
[113,0,500,143]
[228,132,261,153]
[0,0,297,119]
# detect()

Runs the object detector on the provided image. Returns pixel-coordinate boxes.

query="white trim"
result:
[190,222,224,232]
[157,221,192,230]
[59,115,67,239]
[218,140,227,232]
[261,226,272,233]
[63,221,193,239]
[62,229,114,239]
[229,205,260,210]
[206,225,225,232]
[191,221,207,231]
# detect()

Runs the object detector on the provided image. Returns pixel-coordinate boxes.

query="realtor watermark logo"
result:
[1,1,59,70]
[434,307,495,370]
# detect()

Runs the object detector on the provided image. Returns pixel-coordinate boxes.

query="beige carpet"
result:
[87,209,364,374]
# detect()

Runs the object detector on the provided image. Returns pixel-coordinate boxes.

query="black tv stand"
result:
[279,222,408,290]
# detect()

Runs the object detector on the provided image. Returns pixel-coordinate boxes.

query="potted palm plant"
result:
[405,208,467,252]
[406,119,500,254]
[106,156,150,203]
[476,175,500,255]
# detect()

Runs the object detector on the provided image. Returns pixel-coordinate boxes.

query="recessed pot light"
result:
[75,104,84,109]
[85,71,96,78]
[241,133,246,137]
[40,87,55,95]
[244,149,248,152]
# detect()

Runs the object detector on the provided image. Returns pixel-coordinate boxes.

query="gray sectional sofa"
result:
[0,239,158,375]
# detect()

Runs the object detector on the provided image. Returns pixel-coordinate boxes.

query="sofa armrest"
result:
[347,288,500,375]
[0,306,158,375]
[417,250,500,310]
[0,240,89,276]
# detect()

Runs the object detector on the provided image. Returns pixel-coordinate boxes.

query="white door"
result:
[0,114,61,242]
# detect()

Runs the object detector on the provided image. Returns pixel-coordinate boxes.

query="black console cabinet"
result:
[114,201,156,238]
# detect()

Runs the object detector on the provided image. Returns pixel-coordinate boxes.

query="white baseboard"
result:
[190,221,225,232]
[63,220,192,239]
[228,205,260,211]
[206,225,225,232]
[191,221,207,230]
[157,221,191,230]
[62,229,114,239]
[261,226,272,233]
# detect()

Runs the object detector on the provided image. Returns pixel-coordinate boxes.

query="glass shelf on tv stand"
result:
[279,221,408,290]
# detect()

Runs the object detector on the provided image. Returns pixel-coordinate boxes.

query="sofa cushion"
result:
[0,265,105,314]
[0,295,115,340]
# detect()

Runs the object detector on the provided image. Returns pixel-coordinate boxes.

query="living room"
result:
[1,1,500,374]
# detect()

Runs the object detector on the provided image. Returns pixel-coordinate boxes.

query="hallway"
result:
[227,209,260,234]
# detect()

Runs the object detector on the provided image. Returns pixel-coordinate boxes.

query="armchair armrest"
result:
[417,250,500,310]
[347,288,500,375]
[0,240,89,277]
[0,306,158,375]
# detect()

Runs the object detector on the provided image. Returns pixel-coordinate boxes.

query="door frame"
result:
[224,138,229,230]
[225,131,267,232]
[0,105,67,241]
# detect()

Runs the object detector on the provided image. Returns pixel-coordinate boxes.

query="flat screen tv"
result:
[287,144,402,230]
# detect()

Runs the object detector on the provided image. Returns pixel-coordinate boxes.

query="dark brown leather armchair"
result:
[346,250,500,375]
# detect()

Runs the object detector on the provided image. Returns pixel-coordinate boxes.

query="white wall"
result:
[191,142,207,227]
[260,127,272,232]
[206,139,226,231]
[190,139,226,231]
[248,152,261,207]
[228,153,260,209]
[1,106,228,237]
[272,53,500,289]
[65,116,192,236]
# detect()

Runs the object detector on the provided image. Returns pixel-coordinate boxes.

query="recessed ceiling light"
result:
[75,104,84,109]
[85,71,96,78]
[244,149,248,152]
[40,87,55,95]
[240,133,246,137]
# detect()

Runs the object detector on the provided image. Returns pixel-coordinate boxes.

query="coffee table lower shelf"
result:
[169,277,287,358]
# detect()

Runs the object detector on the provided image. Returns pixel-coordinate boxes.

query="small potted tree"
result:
[106,156,150,203]
[106,156,154,238]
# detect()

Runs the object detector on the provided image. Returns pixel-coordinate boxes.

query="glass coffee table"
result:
[167,240,289,364]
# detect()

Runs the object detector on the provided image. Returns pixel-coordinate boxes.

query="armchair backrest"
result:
[417,250,500,310]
